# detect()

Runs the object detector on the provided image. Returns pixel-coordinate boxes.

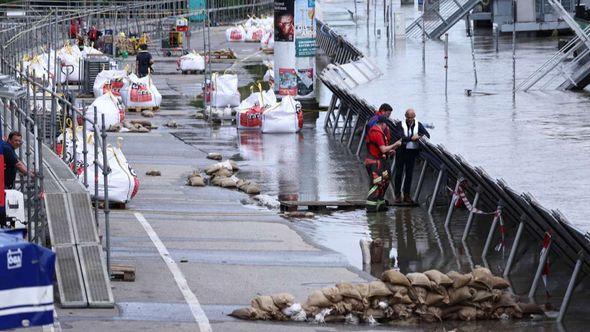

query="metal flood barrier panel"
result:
[43,147,114,308]
[317,19,590,322]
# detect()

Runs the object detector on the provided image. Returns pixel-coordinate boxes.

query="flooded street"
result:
[317,0,590,235]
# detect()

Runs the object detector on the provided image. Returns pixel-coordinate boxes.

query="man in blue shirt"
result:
[3,132,31,189]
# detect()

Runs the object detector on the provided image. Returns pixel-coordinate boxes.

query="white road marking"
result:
[134,212,212,332]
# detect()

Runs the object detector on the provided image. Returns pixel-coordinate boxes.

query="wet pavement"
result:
[41,15,590,332]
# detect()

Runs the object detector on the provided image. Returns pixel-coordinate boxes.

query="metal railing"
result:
[406,0,481,39]
[317,18,590,323]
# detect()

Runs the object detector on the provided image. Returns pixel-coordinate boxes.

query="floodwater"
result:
[316,0,590,237]
[168,8,590,327]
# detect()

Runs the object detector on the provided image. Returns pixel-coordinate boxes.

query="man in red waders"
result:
[365,116,402,212]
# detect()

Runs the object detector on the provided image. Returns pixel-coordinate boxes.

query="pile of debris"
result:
[109,120,157,133]
[187,156,261,195]
[230,267,542,324]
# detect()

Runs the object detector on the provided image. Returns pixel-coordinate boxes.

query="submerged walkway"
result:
[45,28,371,331]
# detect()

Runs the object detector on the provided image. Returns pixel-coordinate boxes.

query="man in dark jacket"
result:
[136,44,154,78]
[3,132,32,189]
[393,109,430,204]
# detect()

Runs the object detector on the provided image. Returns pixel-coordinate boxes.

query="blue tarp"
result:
[0,231,55,330]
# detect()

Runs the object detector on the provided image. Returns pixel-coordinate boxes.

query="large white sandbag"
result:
[263,68,274,83]
[86,93,125,129]
[122,74,162,108]
[57,130,139,203]
[226,26,246,42]
[245,27,265,42]
[177,52,205,71]
[211,73,240,107]
[59,45,83,82]
[93,70,128,98]
[261,96,301,133]
[88,145,139,203]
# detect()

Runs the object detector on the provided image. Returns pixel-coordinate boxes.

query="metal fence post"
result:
[444,175,462,227]
[557,252,584,323]
[101,114,111,277]
[428,167,444,214]
[461,189,480,241]
[94,107,99,226]
[528,237,552,298]
[412,159,428,202]
[482,203,502,259]
[503,215,526,278]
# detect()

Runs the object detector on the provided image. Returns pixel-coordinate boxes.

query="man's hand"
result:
[411,134,420,141]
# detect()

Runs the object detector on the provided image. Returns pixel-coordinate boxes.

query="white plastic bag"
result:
[225,26,246,42]
[122,74,162,108]
[261,96,301,133]
[177,52,205,71]
[93,70,128,97]
[211,73,240,108]
[86,92,125,129]
[263,68,274,83]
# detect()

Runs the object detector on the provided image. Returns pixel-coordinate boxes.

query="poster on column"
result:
[275,1,295,42]
[295,0,315,57]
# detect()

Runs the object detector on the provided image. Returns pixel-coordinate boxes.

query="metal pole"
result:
[72,105,78,176]
[444,176,462,227]
[461,190,480,241]
[101,114,111,277]
[469,17,478,85]
[428,167,444,214]
[557,253,583,323]
[412,159,428,202]
[347,114,361,150]
[512,0,516,94]
[356,121,368,157]
[482,204,502,258]
[422,0,426,71]
[528,240,552,298]
[444,33,449,98]
[93,106,99,227]
[503,216,526,278]
[82,104,88,189]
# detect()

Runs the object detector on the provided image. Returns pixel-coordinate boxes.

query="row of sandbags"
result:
[188,160,261,195]
[237,94,303,134]
[93,70,162,110]
[20,45,103,84]
[230,267,541,325]
[56,128,139,203]
[226,16,273,45]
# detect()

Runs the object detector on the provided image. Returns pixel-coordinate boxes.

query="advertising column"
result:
[274,0,316,99]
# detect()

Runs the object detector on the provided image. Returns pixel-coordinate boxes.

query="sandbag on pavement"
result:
[491,276,511,289]
[447,271,472,289]
[424,270,453,287]
[177,51,205,72]
[94,70,128,97]
[305,290,332,308]
[406,273,431,289]
[368,281,392,298]
[381,269,411,287]
[122,74,162,109]
[470,266,494,290]
[448,286,476,305]
[336,282,362,301]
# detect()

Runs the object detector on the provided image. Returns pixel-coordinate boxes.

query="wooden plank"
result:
[111,264,135,282]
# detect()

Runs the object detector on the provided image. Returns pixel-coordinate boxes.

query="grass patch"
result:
[243,64,269,80]
[238,81,271,100]
[189,98,204,109]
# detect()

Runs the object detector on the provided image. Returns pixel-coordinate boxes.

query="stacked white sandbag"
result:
[86,92,125,129]
[226,26,246,42]
[211,73,241,108]
[261,96,302,134]
[121,74,162,109]
[93,70,128,98]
